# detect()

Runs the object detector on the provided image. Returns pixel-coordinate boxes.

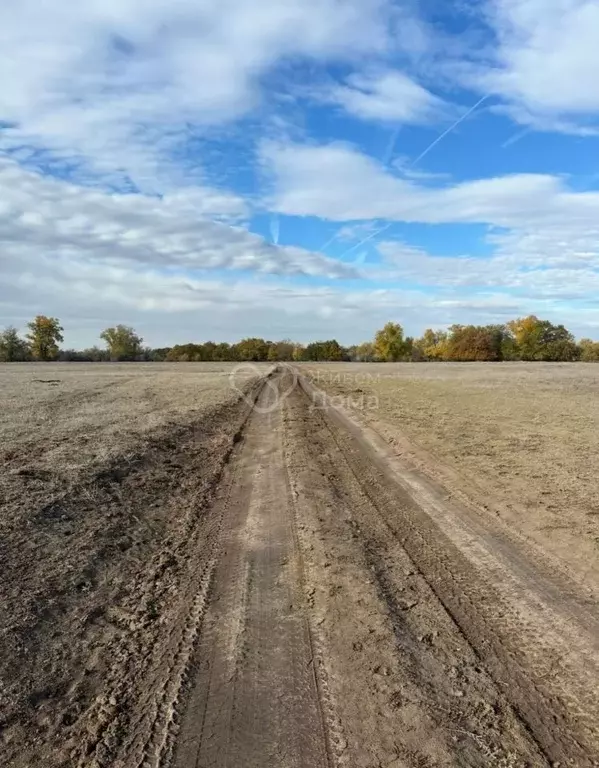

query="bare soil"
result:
[0,363,265,766]
[1,363,598,767]
[301,362,599,596]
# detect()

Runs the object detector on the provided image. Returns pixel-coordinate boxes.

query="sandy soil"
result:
[301,362,599,596]
[1,363,598,767]
[0,362,265,766]
[0,363,263,480]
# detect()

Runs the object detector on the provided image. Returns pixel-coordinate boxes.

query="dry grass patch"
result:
[301,362,599,592]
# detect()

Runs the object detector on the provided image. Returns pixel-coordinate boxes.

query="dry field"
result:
[301,362,599,594]
[0,363,263,480]
[1,362,598,768]
[0,363,266,767]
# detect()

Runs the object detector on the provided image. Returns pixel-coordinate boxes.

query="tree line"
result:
[1,314,599,363]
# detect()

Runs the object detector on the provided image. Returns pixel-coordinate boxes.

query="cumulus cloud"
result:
[377,238,599,302]
[0,159,357,280]
[262,139,599,319]
[7,248,597,347]
[2,0,599,345]
[262,139,599,228]
[0,0,393,188]
[0,254,564,348]
[2,154,598,344]
[321,69,452,125]
[468,0,599,132]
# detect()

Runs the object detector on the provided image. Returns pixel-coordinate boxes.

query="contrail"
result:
[319,229,343,252]
[382,126,401,167]
[338,94,491,259]
[410,93,490,166]
[270,215,280,245]
[319,126,400,253]
[502,127,530,148]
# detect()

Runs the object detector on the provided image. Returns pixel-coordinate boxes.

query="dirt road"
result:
[171,377,330,768]
[3,368,598,767]
[170,369,599,768]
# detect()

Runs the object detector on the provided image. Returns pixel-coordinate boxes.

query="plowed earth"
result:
[1,366,597,767]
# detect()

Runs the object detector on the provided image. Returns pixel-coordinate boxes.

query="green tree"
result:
[0,326,30,362]
[100,325,143,361]
[500,331,519,361]
[508,316,578,361]
[267,339,295,362]
[541,331,580,361]
[146,347,171,362]
[196,341,216,361]
[77,346,110,362]
[579,339,599,362]
[234,338,270,361]
[322,340,343,361]
[166,344,198,362]
[59,349,86,362]
[350,342,376,361]
[414,329,448,360]
[305,340,343,361]
[213,342,235,361]
[374,322,408,361]
[26,316,64,361]
[292,344,308,362]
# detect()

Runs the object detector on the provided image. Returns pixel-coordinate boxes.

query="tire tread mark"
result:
[296,375,589,767]
[281,400,343,768]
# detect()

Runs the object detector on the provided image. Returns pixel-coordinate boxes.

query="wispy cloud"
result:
[0,0,393,190]
[0,158,358,281]
[263,139,583,228]
[463,0,599,134]
[3,0,599,345]
[321,68,453,125]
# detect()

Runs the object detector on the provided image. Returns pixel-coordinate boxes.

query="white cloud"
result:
[0,158,357,280]
[262,139,599,316]
[336,222,383,242]
[1,253,568,347]
[5,249,597,346]
[2,154,598,344]
[469,0,599,132]
[2,1,599,345]
[0,0,393,189]
[262,139,599,228]
[322,69,451,124]
[377,238,599,301]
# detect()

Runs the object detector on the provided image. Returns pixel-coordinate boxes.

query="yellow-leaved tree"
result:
[26,316,64,361]
[374,322,409,361]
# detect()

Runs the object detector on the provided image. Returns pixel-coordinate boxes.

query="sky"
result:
[2,0,599,348]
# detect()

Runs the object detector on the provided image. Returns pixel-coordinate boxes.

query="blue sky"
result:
[2,0,599,347]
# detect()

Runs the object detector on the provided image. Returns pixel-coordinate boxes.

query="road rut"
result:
[171,376,331,768]
[170,369,599,768]
[19,368,595,768]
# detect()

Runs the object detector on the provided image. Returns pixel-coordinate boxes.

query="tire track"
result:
[281,407,341,768]
[282,383,548,767]
[170,374,330,768]
[296,373,598,766]
[135,367,597,768]
[133,381,268,768]
[65,378,266,768]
